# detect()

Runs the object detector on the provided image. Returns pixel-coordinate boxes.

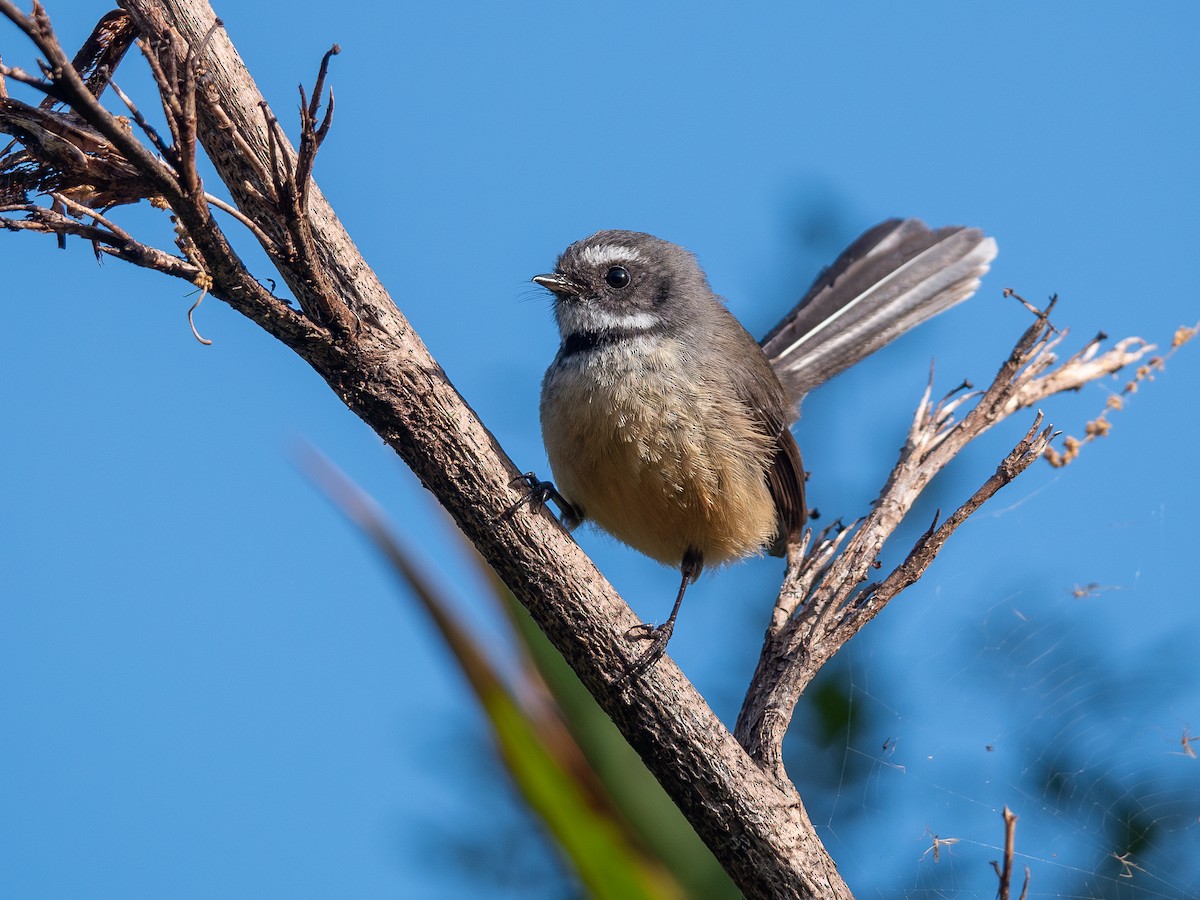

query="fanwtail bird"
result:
[527,219,997,677]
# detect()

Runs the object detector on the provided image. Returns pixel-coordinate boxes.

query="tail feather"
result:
[761,218,997,409]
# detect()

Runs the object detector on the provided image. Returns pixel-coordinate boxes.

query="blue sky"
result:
[3,3,1198,897]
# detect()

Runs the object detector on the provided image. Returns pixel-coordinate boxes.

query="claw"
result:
[614,620,675,685]
[612,550,700,685]
[624,622,659,641]
[501,472,582,529]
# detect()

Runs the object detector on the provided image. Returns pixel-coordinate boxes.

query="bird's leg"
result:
[617,549,703,683]
[502,472,583,529]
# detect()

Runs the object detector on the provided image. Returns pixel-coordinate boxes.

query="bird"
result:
[527,218,997,678]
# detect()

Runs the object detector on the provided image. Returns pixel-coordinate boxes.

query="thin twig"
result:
[1,203,202,282]
[187,281,213,345]
[1,0,315,346]
[990,806,1029,900]
[1005,287,1060,331]
[0,1,183,202]
[108,76,172,158]
[295,44,338,206]
[136,33,185,156]
[853,415,1055,618]
[175,17,222,196]
[202,191,274,246]
[49,190,134,241]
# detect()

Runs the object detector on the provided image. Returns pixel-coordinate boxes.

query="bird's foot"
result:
[501,472,582,529]
[614,619,675,685]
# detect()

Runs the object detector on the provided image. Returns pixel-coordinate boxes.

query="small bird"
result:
[529,219,997,677]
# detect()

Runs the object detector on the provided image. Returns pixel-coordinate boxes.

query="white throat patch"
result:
[557,303,659,336]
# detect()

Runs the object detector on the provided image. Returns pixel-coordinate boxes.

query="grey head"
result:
[532,230,716,341]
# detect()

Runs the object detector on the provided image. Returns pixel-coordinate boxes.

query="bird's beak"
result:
[532,272,584,298]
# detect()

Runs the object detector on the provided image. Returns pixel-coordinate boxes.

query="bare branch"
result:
[49,188,132,238]
[991,806,1030,900]
[3,4,1186,897]
[864,415,1054,608]
[244,45,354,335]
[735,303,1160,775]
[107,76,171,157]
[41,8,137,108]
[1006,335,1152,412]
[135,29,185,155]
[0,94,157,208]
[295,44,338,205]
[0,1,182,203]
[1,3,313,344]
[3,4,855,893]
[1,201,200,281]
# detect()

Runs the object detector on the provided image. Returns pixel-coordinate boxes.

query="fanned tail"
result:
[761,218,998,410]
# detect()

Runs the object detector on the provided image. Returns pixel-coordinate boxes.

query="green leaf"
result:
[302,448,681,899]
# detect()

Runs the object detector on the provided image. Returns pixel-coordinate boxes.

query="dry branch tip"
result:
[187,276,214,346]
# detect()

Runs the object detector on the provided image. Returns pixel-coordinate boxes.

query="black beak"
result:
[532,272,584,298]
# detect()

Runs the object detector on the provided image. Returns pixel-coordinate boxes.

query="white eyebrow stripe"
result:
[579,244,642,267]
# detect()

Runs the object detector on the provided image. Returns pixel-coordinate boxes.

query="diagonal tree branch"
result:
[0,3,1183,897]
[1,3,853,896]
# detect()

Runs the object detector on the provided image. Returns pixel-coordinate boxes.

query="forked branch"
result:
[0,2,340,342]
[735,298,1163,776]
[1,4,1190,898]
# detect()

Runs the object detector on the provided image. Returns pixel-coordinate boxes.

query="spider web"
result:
[784,573,1200,899]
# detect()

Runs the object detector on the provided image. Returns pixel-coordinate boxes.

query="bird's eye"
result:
[604,266,630,289]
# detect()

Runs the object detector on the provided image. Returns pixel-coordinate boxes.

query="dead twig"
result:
[1041,322,1196,467]
[735,299,1160,776]
[186,280,213,345]
[0,200,200,280]
[0,3,311,344]
[990,806,1030,900]
[296,44,338,208]
[252,45,355,334]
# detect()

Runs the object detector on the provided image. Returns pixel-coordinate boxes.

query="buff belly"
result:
[540,336,778,567]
